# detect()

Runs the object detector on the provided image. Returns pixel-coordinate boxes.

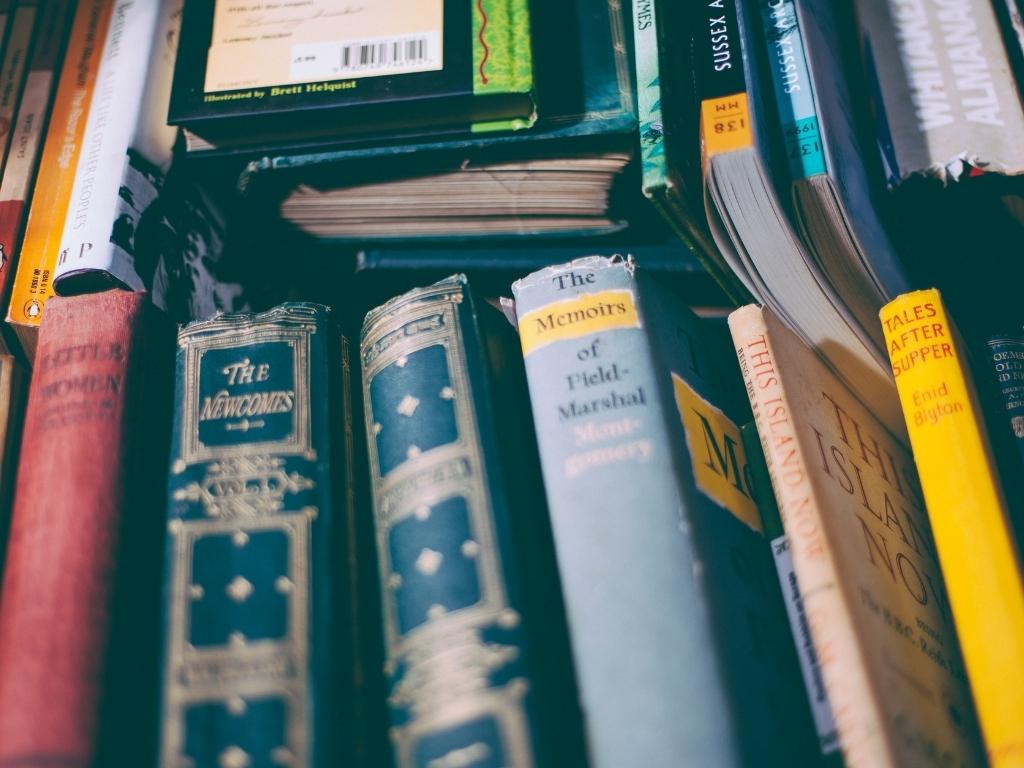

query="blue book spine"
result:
[511,256,820,767]
[160,303,351,768]
[361,275,560,768]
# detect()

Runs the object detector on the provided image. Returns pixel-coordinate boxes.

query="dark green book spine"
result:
[361,275,573,768]
[159,303,352,768]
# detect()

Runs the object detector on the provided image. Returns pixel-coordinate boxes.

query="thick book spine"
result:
[511,257,823,767]
[360,276,560,768]
[53,0,179,294]
[0,0,70,302]
[0,0,37,177]
[881,289,1024,767]
[0,290,169,765]
[160,303,352,768]
[740,420,841,761]
[5,0,114,359]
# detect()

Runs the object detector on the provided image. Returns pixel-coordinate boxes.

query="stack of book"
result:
[0,1,1021,767]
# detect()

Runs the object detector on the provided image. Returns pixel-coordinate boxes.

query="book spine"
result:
[0,1,37,177]
[360,276,548,768]
[0,353,25,574]
[729,304,893,767]
[880,289,1024,767]
[984,334,1024,470]
[5,0,114,356]
[160,303,350,768]
[471,0,532,96]
[0,0,70,293]
[633,0,667,193]
[740,420,841,760]
[755,0,825,179]
[0,290,162,764]
[511,257,742,767]
[53,0,178,295]
[696,0,754,157]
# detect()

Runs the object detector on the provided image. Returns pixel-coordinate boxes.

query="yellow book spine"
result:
[881,288,1024,767]
[5,0,114,344]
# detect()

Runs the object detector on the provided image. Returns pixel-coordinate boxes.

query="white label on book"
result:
[770,534,841,755]
[205,0,444,92]
[290,32,442,81]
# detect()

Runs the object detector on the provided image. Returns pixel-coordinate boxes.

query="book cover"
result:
[160,303,356,768]
[729,303,985,767]
[169,0,535,152]
[880,289,1024,767]
[232,0,634,182]
[51,0,179,295]
[0,290,173,766]
[510,256,820,767]
[5,0,115,360]
[360,275,583,768]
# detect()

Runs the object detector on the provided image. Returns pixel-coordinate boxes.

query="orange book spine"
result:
[5,0,113,356]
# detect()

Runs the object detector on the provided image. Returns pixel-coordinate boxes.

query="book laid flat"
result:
[228,0,637,242]
[510,256,819,767]
[169,0,535,154]
[160,303,356,768]
[632,0,753,304]
[0,290,172,766]
[695,0,904,436]
[361,275,583,768]
[881,289,1024,767]
[729,303,985,767]
[5,0,114,359]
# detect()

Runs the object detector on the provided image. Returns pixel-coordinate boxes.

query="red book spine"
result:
[0,289,168,766]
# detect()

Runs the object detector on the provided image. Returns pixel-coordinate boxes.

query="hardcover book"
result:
[880,289,1024,767]
[160,303,356,768]
[0,353,25,573]
[0,290,173,766]
[169,0,535,154]
[509,256,819,767]
[729,303,985,767]
[5,0,115,359]
[360,275,582,768]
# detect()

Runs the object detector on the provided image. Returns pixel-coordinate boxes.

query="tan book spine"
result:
[729,304,896,767]
[5,0,114,360]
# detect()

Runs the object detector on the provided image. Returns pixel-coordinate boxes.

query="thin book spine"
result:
[0,0,37,179]
[5,0,115,359]
[880,289,1024,767]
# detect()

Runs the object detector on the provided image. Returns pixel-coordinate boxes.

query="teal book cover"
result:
[360,275,583,768]
[510,256,820,767]
[159,303,357,768]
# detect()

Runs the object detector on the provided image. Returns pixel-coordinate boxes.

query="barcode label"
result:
[290,32,442,82]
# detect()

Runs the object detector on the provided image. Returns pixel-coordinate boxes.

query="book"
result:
[509,255,820,767]
[694,0,904,435]
[632,0,753,304]
[0,289,173,766]
[226,0,638,241]
[982,332,1024,492]
[880,288,1024,767]
[0,0,72,347]
[160,302,357,768]
[51,0,179,295]
[0,0,39,179]
[740,421,841,763]
[5,0,115,360]
[0,352,25,573]
[729,302,985,767]
[361,274,584,768]
[169,0,536,154]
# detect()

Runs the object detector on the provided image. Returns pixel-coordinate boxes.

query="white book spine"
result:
[53,0,177,292]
